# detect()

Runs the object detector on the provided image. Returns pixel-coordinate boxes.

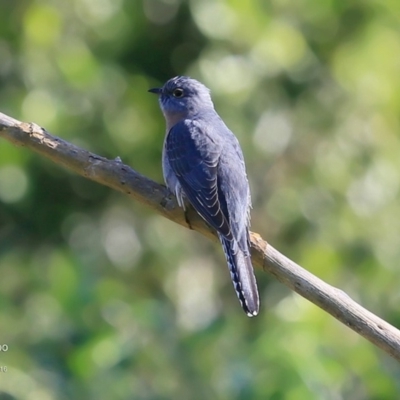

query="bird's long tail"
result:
[219,235,259,317]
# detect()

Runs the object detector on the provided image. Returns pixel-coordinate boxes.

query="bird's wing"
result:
[166,118,233,239]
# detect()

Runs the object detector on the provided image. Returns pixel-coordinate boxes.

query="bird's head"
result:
[149,76,214,118]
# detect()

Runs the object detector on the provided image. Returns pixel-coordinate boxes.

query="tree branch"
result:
[1,111,399,361]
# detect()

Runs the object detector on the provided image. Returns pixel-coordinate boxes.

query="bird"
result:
[149,76,259,317]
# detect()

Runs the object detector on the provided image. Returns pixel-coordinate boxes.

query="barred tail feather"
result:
[219,235,260,317]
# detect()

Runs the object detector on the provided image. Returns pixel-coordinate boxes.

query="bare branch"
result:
[1,111,399,361]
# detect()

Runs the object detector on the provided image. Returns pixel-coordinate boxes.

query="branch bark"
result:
[1,111,399,361]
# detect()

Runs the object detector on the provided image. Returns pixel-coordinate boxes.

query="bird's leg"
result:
[184,204,193,230]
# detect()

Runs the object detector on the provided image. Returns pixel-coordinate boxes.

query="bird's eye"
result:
[173,88,184,98]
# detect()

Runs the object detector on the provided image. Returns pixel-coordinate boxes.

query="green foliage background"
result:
[1,0,400,398]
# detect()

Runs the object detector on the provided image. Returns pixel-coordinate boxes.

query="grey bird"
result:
[149,76,259,316]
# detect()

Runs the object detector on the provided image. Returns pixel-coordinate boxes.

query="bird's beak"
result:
[148,87,162,95]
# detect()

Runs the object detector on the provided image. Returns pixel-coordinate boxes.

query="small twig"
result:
[1,111,400,361]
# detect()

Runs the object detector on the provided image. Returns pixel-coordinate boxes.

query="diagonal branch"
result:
[1,111,399,361]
